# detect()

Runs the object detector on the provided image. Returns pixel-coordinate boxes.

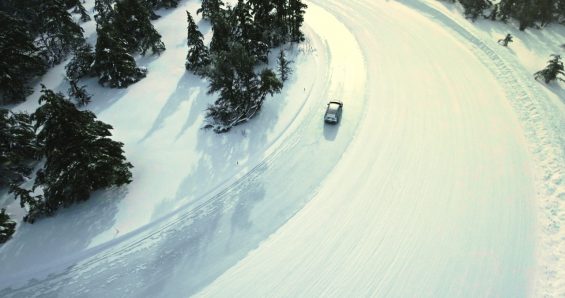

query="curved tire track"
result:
[394,1,565,295]
[0,7,368,298]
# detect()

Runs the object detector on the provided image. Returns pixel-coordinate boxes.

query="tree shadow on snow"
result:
[545,81,565,105]
[0,187,127,285]
[135,174,268,297]
[139,72,208,143]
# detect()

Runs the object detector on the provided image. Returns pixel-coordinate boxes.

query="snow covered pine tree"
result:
[205,43,282,132]
[185,11,211,75]
[66,43,96,81]
[0,12,45,104]
[0,109,39,187]
[114,0,166,55]
[27,87,133,221]
[36,0,85,65]
[534,54,565,84]
[277,49,293,82]
[64,0,91,22]
[197,0,224,23]
[93,25,147,88]
[0,209,16,244]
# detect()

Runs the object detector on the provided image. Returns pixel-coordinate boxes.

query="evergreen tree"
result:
[0,208,16,244]
[185,11,211,75]
[536,0,556,26]
[248,0,275,44]
[93,25,147,88]
[288,0,307,42]
[487,3,499,20]
[197,0,224,24]
[534,54,565,83]
[459,0,491,21]
[0,109,39,187]
[9,186,45,223]
[94,0,115,23]
[232,0,269,62]
[498,0,538,30]
[30,88,133,220]
[140,0,162,20]
[210,13,232,53]
[149,0,179,9]
[232,0,253,41]
[272,0,289,46]
[142,0,180,19]
[114,0,165,55]
[68,79,92,106]
[36,0,85,65]
[277,49,292,82]
[249,0,275,27]
[206,43,282,132]
[558,0,565,21]
[66,43,95,80]
[65,0,91,22]
[0,12,46,104]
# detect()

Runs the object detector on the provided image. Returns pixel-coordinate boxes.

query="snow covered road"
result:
[2,0,564,296]
[197,1,539,296]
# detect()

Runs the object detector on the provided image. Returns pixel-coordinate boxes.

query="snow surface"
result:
[0,0,564,297]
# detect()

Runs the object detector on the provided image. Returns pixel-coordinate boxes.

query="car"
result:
[324,101,343,124]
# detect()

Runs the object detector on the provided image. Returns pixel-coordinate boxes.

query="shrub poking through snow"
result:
[497,33,513,47]
[68,79,92,106]
[534,54,565,84]
[277,49,293,82]
[0,208,16,244]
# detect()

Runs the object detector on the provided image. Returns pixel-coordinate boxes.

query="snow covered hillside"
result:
[1,0,564,297]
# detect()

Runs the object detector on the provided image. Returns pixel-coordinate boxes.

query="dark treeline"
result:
[0,0,307,239]
[0,0,172,105]
[186,0,307,132]
[450,0,565,30]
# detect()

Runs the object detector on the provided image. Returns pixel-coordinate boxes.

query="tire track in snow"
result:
[394,1,565,295]
[0,7,368,298]
[197,0,540,296]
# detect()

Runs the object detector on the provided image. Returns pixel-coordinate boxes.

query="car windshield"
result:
[328,103,340,113]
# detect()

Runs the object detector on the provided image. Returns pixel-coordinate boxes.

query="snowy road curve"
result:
[3,0,563,296]
[199,1,541,297]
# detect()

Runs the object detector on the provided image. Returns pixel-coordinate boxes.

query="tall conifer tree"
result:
[0,12,46,104]
[36,0,85,65]
[288,0,307,42]
[93,25,147,88]
[30,88,133,220]
[114,0,165,55]
[535,54,565,83]
[185,11,210,75]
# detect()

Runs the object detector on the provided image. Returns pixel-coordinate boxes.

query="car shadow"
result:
[323,121,340,141]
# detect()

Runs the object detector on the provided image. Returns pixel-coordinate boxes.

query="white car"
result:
[324,101,343,124]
